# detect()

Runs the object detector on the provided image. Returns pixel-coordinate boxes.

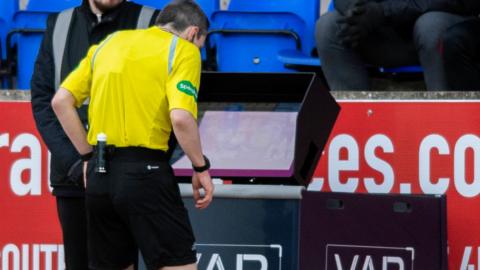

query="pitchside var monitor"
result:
[172,72,340,186]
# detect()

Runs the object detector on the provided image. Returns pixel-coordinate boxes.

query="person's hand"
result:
[334,0,360,16]
[337,0,385,48]
[337,0,368,48]
[83,161,88,188]
[67,160,84,187]
[192,170,214,209]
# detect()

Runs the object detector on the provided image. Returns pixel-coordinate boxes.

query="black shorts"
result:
[85,147,196,270]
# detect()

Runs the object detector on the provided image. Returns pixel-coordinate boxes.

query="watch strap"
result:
[192,155,210,173]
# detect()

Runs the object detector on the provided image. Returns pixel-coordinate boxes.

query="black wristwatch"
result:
[192,155,210,173]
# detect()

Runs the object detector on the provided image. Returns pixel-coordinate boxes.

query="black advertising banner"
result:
[299,191,447,270]
[185,197,300,270]
[139,193,301,270]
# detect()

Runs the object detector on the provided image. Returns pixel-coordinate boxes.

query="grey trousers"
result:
[316,11,467,91]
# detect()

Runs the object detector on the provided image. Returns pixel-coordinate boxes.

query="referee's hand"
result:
[192,171,214,209]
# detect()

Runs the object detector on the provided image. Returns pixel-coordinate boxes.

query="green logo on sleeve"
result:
[177,80,198,101]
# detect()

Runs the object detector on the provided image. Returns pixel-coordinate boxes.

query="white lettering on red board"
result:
[327,134,397,194]
[454,135,480,198]
[316,133,480,198]
[363,134,395,194]
[0,243,64,270]
[419,134,451,195]
[460,246,480,270]
[328,134,360,193]
[0,133,50,196]
[328,134,396,194]
[419,134,480,197]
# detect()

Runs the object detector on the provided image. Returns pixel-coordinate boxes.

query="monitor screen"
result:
[172,110,298,178]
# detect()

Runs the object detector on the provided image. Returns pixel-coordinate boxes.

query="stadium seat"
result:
[196,0,219,19]
[379,66,423,73]
[10,13,50,90]
[0,0,18,59]
[7,0,81,89]
[208,0,318,72]
[132,0,218,16]
[0,0,18,88]
[277,49,320,67]
[209,11,302,72]
[276,0,329,68]
[26,0,81,12]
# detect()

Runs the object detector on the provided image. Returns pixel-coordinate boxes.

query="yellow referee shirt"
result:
[61,27,201,151]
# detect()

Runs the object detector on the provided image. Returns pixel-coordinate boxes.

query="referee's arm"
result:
[51,46,96,157]
[51,88,92,156]
[171,109,214,209]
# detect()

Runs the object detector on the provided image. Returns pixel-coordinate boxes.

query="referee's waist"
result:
[94,146,167,162]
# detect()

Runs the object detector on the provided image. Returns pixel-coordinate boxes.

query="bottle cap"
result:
[97,132,107,142]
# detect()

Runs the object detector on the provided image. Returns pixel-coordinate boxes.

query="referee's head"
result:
[156,0,210,48]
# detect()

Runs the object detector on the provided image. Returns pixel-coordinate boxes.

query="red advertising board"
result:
[312,100,480,270]
[1,100,479,269]
[0,102,63,270]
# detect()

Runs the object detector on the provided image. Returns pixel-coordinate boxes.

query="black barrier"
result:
[138,184,303,270]
[184,184,302,270]
[299,191,448,270]
[138,189,447,270]
[172,72,340,186]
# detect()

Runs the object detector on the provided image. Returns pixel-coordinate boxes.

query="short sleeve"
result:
[60,44,97,108]
[166,42,201,119]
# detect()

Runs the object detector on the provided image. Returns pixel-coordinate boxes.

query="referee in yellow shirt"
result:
[51,1,213,269]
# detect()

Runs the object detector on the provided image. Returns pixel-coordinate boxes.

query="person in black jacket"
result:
[442,1,480,90]
[30,0,159,269]
[316,0,476,90]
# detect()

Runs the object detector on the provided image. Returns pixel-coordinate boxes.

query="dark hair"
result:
[155,0,209,36]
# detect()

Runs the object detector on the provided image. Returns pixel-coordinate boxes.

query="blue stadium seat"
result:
[8,0,81,89]
[277,49,320,67]
[228,0,318,57]
[131,0,218,19]
[196,0,219,19]
[209,11,302,72]
[277,0,330,68]
[26,0,81,12]
[209,0,318,72]
[379,66,423,73]
[0,0,18,60]
[0,0,19,88]
[10,12,50,90]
